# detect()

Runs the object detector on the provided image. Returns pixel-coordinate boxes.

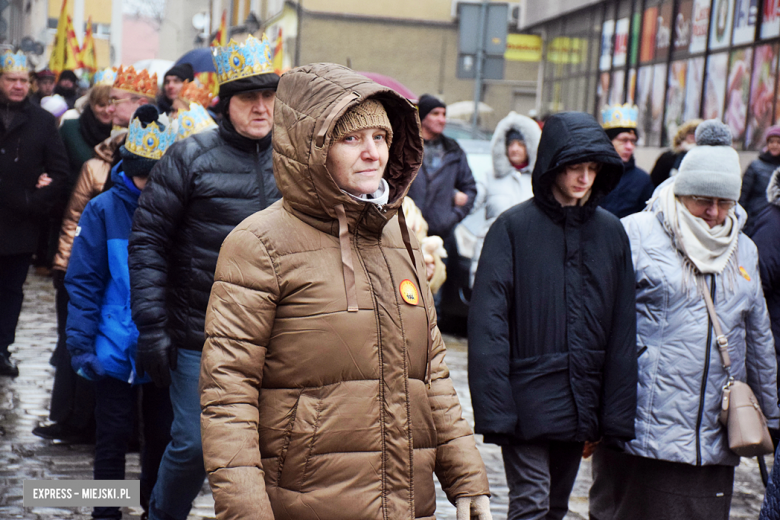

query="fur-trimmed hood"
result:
[491,111,541,179]
[768,168,780,207]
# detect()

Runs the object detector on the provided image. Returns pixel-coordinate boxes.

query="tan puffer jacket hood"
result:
[200,63,489,520]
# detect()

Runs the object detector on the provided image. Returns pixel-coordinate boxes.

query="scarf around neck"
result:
[653,182,740,293]
[79,105,112,148]
[345,178,390,207]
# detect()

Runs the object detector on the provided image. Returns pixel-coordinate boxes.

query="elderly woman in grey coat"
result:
[589,120,779,520]
[469,111,541,284]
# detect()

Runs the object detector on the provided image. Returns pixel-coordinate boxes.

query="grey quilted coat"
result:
[621,198,779,467]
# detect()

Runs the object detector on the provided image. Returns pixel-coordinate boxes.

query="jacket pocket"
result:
[277,390,322,492]
[276,392,302,487]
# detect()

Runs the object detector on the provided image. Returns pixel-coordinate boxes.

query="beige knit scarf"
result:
[652,183,740,294]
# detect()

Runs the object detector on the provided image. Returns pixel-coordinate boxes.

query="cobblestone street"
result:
[0,271,772,519]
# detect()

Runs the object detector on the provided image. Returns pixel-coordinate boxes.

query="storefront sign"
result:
[504,34,542,61]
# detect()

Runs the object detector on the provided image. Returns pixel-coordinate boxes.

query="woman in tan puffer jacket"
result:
[200,63,490,520]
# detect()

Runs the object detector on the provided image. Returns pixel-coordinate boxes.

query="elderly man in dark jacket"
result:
[468,111,637,520]
[406,94,477,239]
[0,51,68,377]
[128,35,281,520]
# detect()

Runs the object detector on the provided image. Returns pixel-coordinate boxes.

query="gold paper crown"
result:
[601,103,639,130]
[124,118,175,160]
[178,80,214,108]
[0,51,28,73]
[113,65,158,98]
[176,102,217,142]
[211,34,274,85]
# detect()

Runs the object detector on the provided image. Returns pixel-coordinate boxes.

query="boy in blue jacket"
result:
[65,105,174,520]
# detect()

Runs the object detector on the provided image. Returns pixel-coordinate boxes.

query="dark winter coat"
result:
[468,111,637,444]
[599,157,654,218]
[406,134,477,237]
[0,97,69,256]
[740,152,780,234]
[750,169,780,376]
[59,118,94,185]
[128,121,281,354]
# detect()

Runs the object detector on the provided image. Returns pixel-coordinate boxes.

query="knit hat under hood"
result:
[330,98,394,146]
[674,119,741,201]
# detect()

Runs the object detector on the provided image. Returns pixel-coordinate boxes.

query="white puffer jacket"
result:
[470,112,541,285]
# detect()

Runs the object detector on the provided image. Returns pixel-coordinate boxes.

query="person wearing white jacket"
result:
[470,112,541,285]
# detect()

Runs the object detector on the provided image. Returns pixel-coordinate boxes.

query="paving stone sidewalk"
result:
[0,271,771,519]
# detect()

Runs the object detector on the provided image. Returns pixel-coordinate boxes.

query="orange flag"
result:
[272,28,283,75]
[49,0,81,73]
[79,17,97,73]
[211,10,227,48]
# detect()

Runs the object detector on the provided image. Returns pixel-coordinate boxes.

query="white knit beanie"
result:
[674,119,741,200]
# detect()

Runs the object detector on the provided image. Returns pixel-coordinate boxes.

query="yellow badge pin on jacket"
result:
[200,63,490,520]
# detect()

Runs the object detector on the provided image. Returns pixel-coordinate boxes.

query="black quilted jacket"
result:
[128,120,280,352]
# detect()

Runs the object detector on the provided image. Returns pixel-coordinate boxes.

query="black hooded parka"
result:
[468,112,638,444]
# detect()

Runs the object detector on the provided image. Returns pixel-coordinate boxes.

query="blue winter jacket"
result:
[65,163,150,384]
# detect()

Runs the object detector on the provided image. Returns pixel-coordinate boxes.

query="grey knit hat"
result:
[674,119,742,200]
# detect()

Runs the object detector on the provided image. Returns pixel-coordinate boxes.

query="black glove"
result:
[136,331,177,387]
[482,433,514,446]
[52,269,66,290]
[601,436,625,453]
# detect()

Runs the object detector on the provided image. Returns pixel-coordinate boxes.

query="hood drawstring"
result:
[334,204,359,312]
[397,209,433,386]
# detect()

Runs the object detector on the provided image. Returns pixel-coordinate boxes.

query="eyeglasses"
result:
[614,136,638,145]
[108,97,136,106]
[689,196,736,210]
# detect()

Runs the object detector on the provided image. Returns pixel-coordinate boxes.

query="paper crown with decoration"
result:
[175,102,217,142]
[94,67,117,86]
[178,80,214,108]
[113,65,158,98]
[1,51,28,73]
[211,34,274,85]
[124,116,175,160]
[601,103,639,130]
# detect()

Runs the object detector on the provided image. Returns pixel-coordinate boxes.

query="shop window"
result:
[724,47,753,147]
[704,52,730,120]
[747,43,778,149]
[732,0,758,46]
[761,0,780,39]
[610,69,626,104]
[710,0,735,50]
[664,60,688,145]
[683,56,706,121]
[690,0,711,53]
[636,65,654,145]
[673,0,695,58]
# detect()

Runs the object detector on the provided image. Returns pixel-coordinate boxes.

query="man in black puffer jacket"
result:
[128,35,280,520]
[468,112,637,520]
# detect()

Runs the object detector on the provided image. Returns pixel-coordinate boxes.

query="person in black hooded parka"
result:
[468,111,638,520]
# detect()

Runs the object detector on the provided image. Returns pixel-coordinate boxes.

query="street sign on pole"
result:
[457,2,509,135]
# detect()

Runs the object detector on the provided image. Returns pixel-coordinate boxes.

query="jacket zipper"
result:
[694,276,716,466]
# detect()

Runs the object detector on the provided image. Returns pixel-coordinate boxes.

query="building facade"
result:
[524,0,780,152]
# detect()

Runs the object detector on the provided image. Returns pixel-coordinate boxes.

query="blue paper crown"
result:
[601,103,639,130]
[211,34,274,85]
[94,67,117,86]
[1,51,28,73]
[124,118,175,160]
[176,102,217,142]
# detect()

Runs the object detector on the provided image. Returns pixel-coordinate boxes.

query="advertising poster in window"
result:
[732,0,758,45]
[665,61,688,145]
[656,3,674,61]
[747,44,777,149]
[762,0,780,39]
[641,7,658,62]
[709,0,735,50]
[610,69,626,104]
[649,63,668,146]
[636,66,654,145]
[627,68,638,103]
[597,72,611,111]
[613,18,630,67]
[704,52,729,120]
[601,20,615,71]
[684,56,705,121]
[630,12,642,65]
[690,0,711,53]
[724,47,753,146]
[674,1,694,55]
